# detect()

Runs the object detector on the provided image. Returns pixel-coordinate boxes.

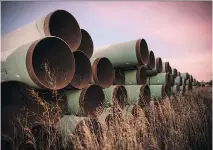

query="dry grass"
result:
[4,86,211,150]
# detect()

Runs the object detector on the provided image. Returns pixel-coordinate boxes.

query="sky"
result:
[1,1,212,81]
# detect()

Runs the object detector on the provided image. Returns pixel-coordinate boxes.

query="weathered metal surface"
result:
[155,57,163,73]
[181,73,189,80]
[172,68,177,78]
[174,76,182,86]
[124,66,146,85]
[169,74,174,86]
[77,29,94,58]
[1,37,75,90]
[147,73,169,85]
[171,85,180,94]
[162,62,170,73]
[182,79,186,85]
[113,68,125,85]
[140,50,155,70]
[65,84,105,117]
[92,39,149,68]
[66,51,92,89]
[124,85,151,107]
[2,9,82,52]
[90,57,113,88]
[102,85,127,109]
[149,84,171,99]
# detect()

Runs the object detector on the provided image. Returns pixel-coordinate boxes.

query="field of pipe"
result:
[1,7,212,150]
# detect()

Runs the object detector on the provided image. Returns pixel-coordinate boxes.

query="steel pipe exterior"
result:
[65,85,104,117]
[98,108,113,126]
[102,85,127,109]
[124,85,151,107]
[90,57,113,88]
[66,51,92,89]
[162,62,171,73]
[179,85,186,95]
[172,68,178,78]
[181,73,189,80]
[113,68,125,85]
[147,73,170,85]
[171,85,180,94]
[169,74,175,86]
[60,115,102,148]
[124,67,147,85]
[2,9,82,52]
[141,50,155,70]
[174,76,182,86]
[1,37,75,90]
[149,84,171,99]
[77,29,94,58]
[92,39,149,68]
[156,57,163,73]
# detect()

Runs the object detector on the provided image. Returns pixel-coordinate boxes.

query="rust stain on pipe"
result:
[113,68,125,85]
[77,29,94,58]
[156,57,163,73]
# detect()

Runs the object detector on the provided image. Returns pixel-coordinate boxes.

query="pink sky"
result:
[87,1,212,81]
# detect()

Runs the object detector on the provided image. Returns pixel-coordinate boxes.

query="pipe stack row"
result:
[1,9,201,149]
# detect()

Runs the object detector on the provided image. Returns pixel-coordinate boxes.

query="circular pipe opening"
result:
[113,86,127,110]
[156,57,162,73]
[69,51,92,89]
[77,29,94,58]
[92,58,113,88]
[113,68,125,85]
[173,68,177,77]
[136,67,147,84]
[45,10,82,51]
[139,85,151,106]
[170,74,174,86]
[136,39,149,65]
[165,73,170,85]
[148,51,155,69]
[80,85,105,117]
[164,62,170,73]
[27,37,75,90]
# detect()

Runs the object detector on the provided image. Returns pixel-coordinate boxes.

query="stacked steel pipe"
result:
[1,9,200,149]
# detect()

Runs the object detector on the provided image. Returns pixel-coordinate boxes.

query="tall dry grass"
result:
[4,86,211,150]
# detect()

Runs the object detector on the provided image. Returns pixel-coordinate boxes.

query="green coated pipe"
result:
[140,50,155,70]
[124,66,147,85]
[149,84,171,99]
[179,85,186,95]
[181,73,189,80]
[177,72,181,76]
[60,115,102,148]
[162,62,171,73]
[123,104,142,118]
[65,84,105,117]
[172,68,177,78]
[1,37,75,90]
[145,69,158,76]
[147,73,169,85]
[77,29,94,58]
[92,39,149,68]
[174,76,182,86]
[182,79,186,85]
[102,85,127,109]
[2,10,82,52]
[98,108,113,126]
[90,57,113,88]
[113,68,125,85]
[171,85,180,94]
[66,51,92,89]
[155,57,163,73]
[124,85,151,107]
[169,74,174,86]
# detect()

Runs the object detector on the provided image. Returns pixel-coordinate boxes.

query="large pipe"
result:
[145,57,162,76]
[1,37,75,90]
[162,62,170,73]
[113,68,125,85]
[149,84,171,99]
[77,29,94,58]
[60,115,103,148]
[172,68,177,78]
[181,73,189,80]
[171,85,180,94]
[65,84,105,117]
[179,85,186,95]
[124,85,151,107]
[141,50,155,70]
[174,76,182,86]
[124,67,147,85]
[102,85,127,109]
[66,51,92,89]
[123,105,142,118]
[147,73,170,85]
[90,57,113,88]
[2,10,82,52]
[92,39,149,68]
[169,74,174,86]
